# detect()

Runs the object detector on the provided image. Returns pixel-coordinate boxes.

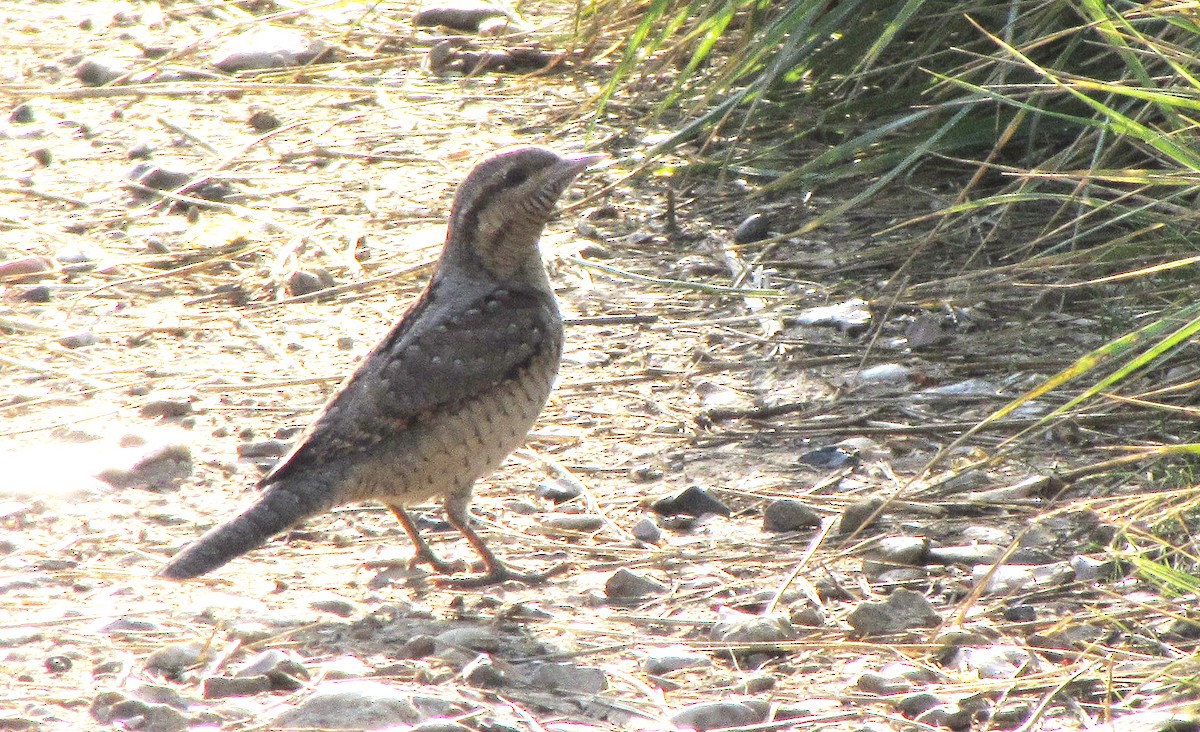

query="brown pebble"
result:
[0,256,54,282]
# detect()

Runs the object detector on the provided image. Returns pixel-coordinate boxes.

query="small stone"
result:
[140,396,194,419]
[503,498,537,514]
[238,439,290,458]
[18,285,52,302]
[541,514,604,532]
[671,700,770,732]
[202,674,272,699]
[401,635,436,659]
[90,690,188,731]
[30,148,52,166]
[857,662,936,695]
[44,655,72,673]
[839,498,885,535]
[530,662,607,693]
[905,313,952,349]
[649,485,730,518]
[126,162,193,192]
[212,28,331,72]
[605,568,666,601]
[1003,604,1037,623]
[641,645,711,675]
[739,674,775,694]
[227,621,273,643]
[865,536,929,569]
[145,642,205,675]
[414,3,510,32]
[733,213,770,244]
[57,331,97,349]
[535,478,581,503]
[0,256,54,281]
[96,443,192,491]
[309,596,358,617]
[846,588,941,635]
[461,653,505,687]
[631,517,661,543]
[787,601,825,628]
[897,692,942,716]
[629,463,663,482]
[336,336,355,351]
[711,607,797,645]
[925,543,1003,566]
[321,654,373,680]
[9,103,35,124]
[235,649,309,690]
[75,57,127,86]
[272,681,421,730]
[248,107,282,131]
[288,270,328,297]
[762,498,820,532]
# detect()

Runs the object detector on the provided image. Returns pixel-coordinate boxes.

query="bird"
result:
[159,145,603,587]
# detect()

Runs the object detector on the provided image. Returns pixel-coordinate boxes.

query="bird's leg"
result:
[436,491,568,587]
[385,503,466,575]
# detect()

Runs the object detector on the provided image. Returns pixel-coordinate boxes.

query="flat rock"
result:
[272,681,422,730]
[762,498,820,531]
[846,588,940,634]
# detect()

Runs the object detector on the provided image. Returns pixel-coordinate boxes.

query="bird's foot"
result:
[408,547,468,575]
[436,560,569,588]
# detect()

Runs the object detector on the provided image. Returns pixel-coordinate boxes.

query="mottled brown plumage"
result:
[159,146,601,586]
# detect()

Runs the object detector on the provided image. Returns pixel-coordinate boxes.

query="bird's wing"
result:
[261,280,560,486]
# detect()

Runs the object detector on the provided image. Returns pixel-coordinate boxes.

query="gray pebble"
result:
[926,543,1003,566]
[97,443,192,491]
[271,681,422,730]
[75,57,128,86]
[762,498,820,532]
[840,497,885,535]
[9,103,34,123]
[202,674,272,699]
[145,642,205,675]
[57,331,97,349]
[650,485,730,518]
[671,700,770,732]
[541,514,604,532]
[631,517,661,543]
[140,396,194,419]
[605,568,666,601]
[288,270,328,297]
[212,28,330,72]
[238,439,290,458]
[641,646,711,675]
[535,478,581,503]
[733,213,770,244]
[461,653,505,687]
[846,588,940,635]
[235,649,309,690]
[530,662,607,693]
[711,608,797,645]
[309,595,358,618]
[90,690,188,732]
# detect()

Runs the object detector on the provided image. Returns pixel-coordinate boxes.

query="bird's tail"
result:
[157,483,329,580]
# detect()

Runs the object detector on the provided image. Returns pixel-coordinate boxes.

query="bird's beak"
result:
[557,152,607,178]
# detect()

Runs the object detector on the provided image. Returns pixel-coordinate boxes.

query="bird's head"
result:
[443,146,604,280]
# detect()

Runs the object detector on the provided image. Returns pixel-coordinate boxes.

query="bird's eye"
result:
[503,167,530,186]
